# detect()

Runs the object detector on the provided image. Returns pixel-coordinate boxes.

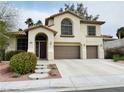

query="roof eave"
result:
[80,20,105,25]
[24,25,57,36]
[45,11,83,25]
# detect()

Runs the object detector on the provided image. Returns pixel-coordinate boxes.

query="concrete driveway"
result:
[50,59,124,77]
[1,59,124,92]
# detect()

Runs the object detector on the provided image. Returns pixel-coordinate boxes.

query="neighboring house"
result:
[104,38,124,51]
[102,35,116,42]
[7,11,106,60]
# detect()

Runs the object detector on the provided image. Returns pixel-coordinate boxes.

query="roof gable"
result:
[45,11,105,25]
[45,11,82,25]
[24,25,57,35]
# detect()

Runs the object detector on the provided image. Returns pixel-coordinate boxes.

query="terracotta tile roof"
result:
[45,11,83,25]
[8,25,57,36]
[102,35,113,38]
[45,10,105,25]
[24,24,57,35]
[80,20,105,25]
[8,31,26,35]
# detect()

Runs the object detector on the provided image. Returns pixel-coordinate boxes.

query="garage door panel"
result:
[54,46,80,59]
[87,46,98,59]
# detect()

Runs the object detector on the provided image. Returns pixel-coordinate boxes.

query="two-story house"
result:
[7,11,105,60]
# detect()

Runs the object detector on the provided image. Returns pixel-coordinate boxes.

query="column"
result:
[98,44,104,59]
[80,43,86,59]
[27,33,35,53]
[47,35,54,61]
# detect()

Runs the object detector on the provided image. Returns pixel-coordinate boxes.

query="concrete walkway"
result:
[1,59,124,91]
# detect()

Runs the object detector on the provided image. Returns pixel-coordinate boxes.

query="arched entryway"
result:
[35,33,47,59]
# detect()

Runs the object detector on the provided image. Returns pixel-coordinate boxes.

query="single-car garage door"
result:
[54,46,80,59]
[87,46,98,59]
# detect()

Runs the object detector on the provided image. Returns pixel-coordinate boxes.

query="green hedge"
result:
[113,55,124,62]
[10,52,37,75]
[105,49,123,59]
[5,50,25,61]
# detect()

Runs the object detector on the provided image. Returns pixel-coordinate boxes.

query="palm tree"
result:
[25,18,34,27]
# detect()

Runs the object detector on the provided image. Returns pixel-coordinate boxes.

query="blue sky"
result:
[8,1,124,38]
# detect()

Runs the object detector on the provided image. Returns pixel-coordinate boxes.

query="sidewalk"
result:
[1,74,124,92]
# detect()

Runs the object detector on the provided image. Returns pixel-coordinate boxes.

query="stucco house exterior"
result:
[6,11,105,60]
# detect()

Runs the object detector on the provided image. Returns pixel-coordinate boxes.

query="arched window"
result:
[61,19,72,35]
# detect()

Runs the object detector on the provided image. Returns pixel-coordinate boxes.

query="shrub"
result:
[113,55,124,62]
[113,55,120,61]
[10,52,37,75]
[105,49,123,59]
[5,50,25,61]
[120,56,124,61]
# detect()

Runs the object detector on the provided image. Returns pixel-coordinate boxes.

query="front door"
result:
[36,41,46,59]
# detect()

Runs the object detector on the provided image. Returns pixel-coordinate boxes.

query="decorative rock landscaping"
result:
[35,65,47,69]
[37,63,49,66]
[35,69,51,73]
[0,62,61,82]
[28,62,61,80]
[29,63,51,80]
[28,73,49,80]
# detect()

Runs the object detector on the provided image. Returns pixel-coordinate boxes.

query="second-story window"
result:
[61,19,72,35]
[87,26,96,36]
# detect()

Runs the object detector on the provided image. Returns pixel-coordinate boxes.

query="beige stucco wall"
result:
[48,19,54,26]
[28,27,54,61]
[50,13,82,42]
[6,37,16,52]
[49,13,104,59]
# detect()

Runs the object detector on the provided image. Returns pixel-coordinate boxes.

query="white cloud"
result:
[17,8,51,29]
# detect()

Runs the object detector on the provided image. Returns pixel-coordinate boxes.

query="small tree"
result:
[116,27,124,39]
[0,2,18,31]
[18,28,23,31]
[0,21,9,62]
[0,2,17,61]
[59,3,99,21]
[25,18,34,27]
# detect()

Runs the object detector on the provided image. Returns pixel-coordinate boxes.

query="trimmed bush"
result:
[10,52,37,75]
[113,55,120,62]
[5,50,25,61]
[113,55,124,62]
[105,49,123,59]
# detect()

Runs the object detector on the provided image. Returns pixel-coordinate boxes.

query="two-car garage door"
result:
[54,46,80,59]
[54,46,98,59]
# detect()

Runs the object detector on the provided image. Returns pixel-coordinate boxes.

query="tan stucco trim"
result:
[86,36,103,38]
[54,42,80,46]
[45,11,105,25]
[7,31,26,36]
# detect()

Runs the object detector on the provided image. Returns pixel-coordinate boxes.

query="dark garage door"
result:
[54,46,80,59]
[87,46,98,59]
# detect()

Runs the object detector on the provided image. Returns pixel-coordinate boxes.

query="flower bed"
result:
[0,63,61,82]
